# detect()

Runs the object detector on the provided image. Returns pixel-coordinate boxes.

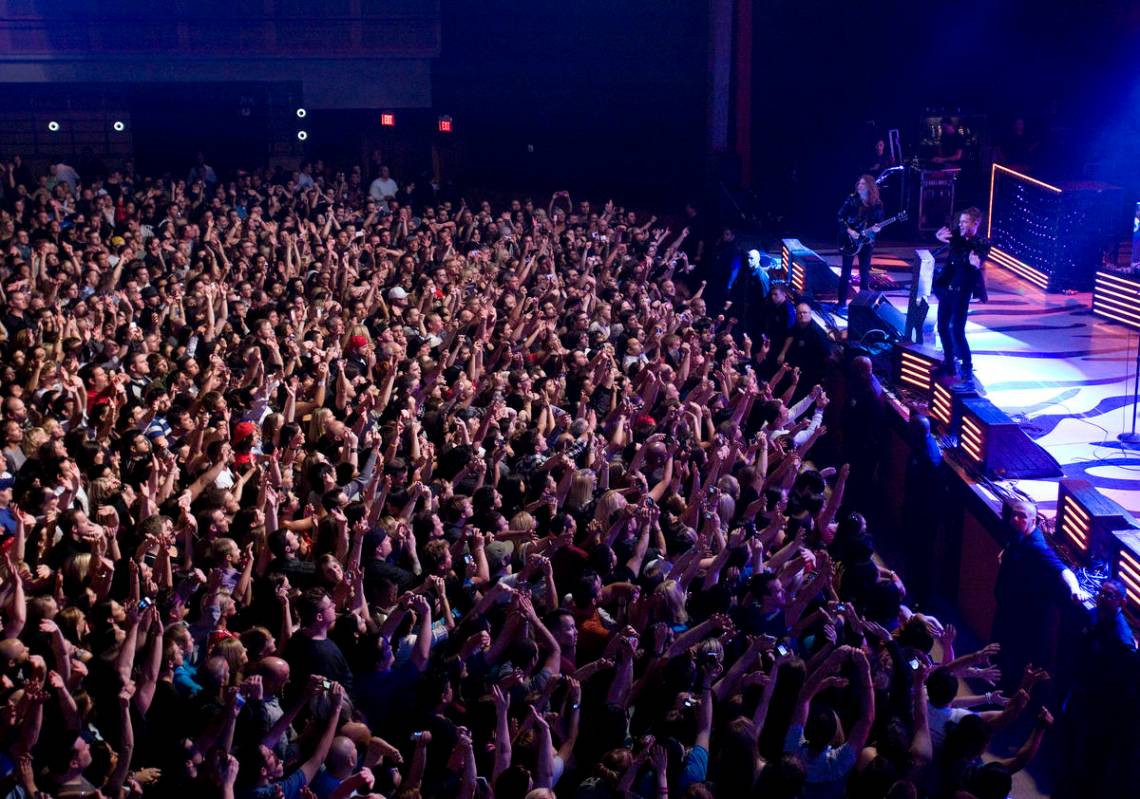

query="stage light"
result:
[1115,534,1140,612]
[779,238,832,299]
[931,381,954,429]
[47,121,60,132]
[296,108,306,118]
[380,113,395,127]
[894,343,941,398]
[929,379,979,436]
[112,121,125,132]
[1055,480,1137,563]
[296,130,308,141]
[1093,271,1140,331]
[437,115,453,133]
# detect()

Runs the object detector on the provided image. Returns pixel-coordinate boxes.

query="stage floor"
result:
[805,241,1140,517]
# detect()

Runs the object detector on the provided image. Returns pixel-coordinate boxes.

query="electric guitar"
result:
[839,210,908,256]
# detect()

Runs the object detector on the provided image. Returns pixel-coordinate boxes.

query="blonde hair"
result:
[716,494,736,527]
[62,553,94,587]
[510,511,536,535]
[308,407,335,442]
[210,637,248,684]
[89,476,119,509]
[594,489,629,526]
[567,469,597,510]
[654,579,689,626]
[21,427,48,456]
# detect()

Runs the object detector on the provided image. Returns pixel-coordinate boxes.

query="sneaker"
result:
[936,361,957,377]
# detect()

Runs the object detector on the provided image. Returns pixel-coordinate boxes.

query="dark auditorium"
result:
[1,3,1138,799]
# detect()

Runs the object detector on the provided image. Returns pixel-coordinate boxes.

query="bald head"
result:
[1008,500,1038,539]
[0,638,29,671]
[252,655,290,695]
[326,736,357,776]
[202,655,229,688]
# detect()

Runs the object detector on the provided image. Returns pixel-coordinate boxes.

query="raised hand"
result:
[491,683,510,715]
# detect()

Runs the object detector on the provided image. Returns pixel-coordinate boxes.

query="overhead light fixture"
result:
[296,108,306,118]
[47,120,60,132]
[296,130,308,141]
[112,121,125,132]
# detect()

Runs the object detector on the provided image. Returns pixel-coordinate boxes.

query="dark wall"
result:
[434,0,710,208]
[748,0,1140,230]
[435,0,1140,226]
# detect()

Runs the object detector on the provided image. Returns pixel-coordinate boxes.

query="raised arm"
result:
[846,649,876,753]
[299,682,346,783]
[490,684,513,782]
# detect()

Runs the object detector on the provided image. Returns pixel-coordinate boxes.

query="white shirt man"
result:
[369,166,398,201]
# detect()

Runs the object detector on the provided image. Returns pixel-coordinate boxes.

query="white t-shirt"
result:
[369,176,398,201]
[928,704,971,750]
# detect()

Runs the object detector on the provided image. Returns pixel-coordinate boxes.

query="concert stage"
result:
[805,241,1140,517]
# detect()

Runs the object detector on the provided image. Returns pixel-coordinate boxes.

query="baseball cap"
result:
[485,540,514,573]
[0,476,15,490]
[233,420,258,442]
[388,286,408,301]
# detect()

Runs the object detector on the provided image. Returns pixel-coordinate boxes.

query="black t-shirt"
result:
[139,680,187,767]
[364,556,417,594]
[785,323,829,371]
[836,195,885,232]
[282,634,354,699]
[267,556,317,590]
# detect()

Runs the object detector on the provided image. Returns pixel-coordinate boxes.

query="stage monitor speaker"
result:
[781,239,836,300]
[1111,530,1140,614]
[1056,479,1138,564]
[849,291,905,343]
[931,379,977,435]
[958,397,1063,479]
[894,343,941,397]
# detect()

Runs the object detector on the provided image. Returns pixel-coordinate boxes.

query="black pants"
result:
[838,246,872,307]
[937,289,972,371]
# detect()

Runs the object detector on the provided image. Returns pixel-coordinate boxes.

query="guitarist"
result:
[933,207,990,382]
[836,175,884,315]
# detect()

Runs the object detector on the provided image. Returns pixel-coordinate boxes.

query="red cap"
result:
[233,421,258,441]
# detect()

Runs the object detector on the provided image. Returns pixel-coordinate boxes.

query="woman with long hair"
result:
[836,174,885,314]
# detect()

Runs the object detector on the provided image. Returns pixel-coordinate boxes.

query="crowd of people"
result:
[0,153,1126,799]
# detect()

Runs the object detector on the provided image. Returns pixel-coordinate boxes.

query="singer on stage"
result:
[933,207,990,383]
